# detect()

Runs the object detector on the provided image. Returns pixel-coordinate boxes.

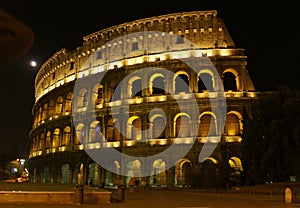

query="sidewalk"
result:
[1,188,300,208]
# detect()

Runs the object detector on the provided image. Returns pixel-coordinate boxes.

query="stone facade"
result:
[29,10,257,188]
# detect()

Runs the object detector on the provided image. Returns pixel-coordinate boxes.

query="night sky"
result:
[0,0,299,158]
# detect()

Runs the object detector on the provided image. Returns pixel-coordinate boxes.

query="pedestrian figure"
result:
[89,179,94,186]
[134,179,140,192]
[141,180,146,190]
[129,178,134,192]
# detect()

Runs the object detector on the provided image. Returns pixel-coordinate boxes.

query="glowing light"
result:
[30,60,37,67]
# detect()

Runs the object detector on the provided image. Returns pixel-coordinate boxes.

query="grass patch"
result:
[0,182,107,192]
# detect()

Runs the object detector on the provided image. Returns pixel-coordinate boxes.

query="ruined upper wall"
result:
[34,10,243,101]
[82,10,235,48]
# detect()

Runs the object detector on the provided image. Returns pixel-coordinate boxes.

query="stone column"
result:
[166,165,175,189]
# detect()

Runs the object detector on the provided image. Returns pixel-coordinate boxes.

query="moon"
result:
[30,60,37,67]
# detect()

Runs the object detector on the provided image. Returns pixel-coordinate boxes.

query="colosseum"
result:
[28,10,257,188]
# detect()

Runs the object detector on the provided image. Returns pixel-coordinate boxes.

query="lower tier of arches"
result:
[28,144,243,188]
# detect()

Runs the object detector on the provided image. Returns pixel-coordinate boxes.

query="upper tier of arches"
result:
[34,10,254,102]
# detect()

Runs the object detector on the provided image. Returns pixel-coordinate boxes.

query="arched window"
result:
[152,159,166,186]
[106,119,113,142]
[228,157,243,185]
[64,92,73,113]
[223,72,237,91]
[198,113,216,137]
[228,157,243,172]
[45,131,51,149]
[114,161,121,176]
[39,133,45,150]
[132,117,142,140]
[77,88,88,107]
[93,84,103,105]
[151,76,165,95]
[75,124,85,145]
[89,121,101,143]
[175,114,191,137]
[198,72,214,92]
[111,85,121,101]
[175,159,192,187]
[62,126,71,146]
[175,73,189,94]
[106,118,120,142]
[55,96,63,115]
[97,85,103,101]
[131,79,142,98]
[49,100,55,117]
[126,160,142,186]
[38,106,42,123]
[52,128,60,148]
[42,103,48,120]
[88,162,101,186]
[224,113,241,136]
[151,116,166,139]
[130,160,142,178]
[200,157,218,186]
[83,92,88,106]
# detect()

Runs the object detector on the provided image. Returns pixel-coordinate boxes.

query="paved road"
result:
[1,189,300,208]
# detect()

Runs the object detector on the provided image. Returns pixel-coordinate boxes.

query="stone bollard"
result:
[117,185,125,202]
[285,187,292,203]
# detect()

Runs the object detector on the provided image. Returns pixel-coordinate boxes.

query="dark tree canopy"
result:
[242,86,300,185]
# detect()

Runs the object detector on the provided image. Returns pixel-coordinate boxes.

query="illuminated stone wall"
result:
[29,10,257,188]
[34,10,254,102]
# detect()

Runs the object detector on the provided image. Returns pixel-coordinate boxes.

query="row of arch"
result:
[31,156,243,188]
[33,68,239,128]
[76,69,238,107]
[36,10,222,93]
[30,110,242,154]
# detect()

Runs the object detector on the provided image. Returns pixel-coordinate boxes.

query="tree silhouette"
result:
[242,86,300,185]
